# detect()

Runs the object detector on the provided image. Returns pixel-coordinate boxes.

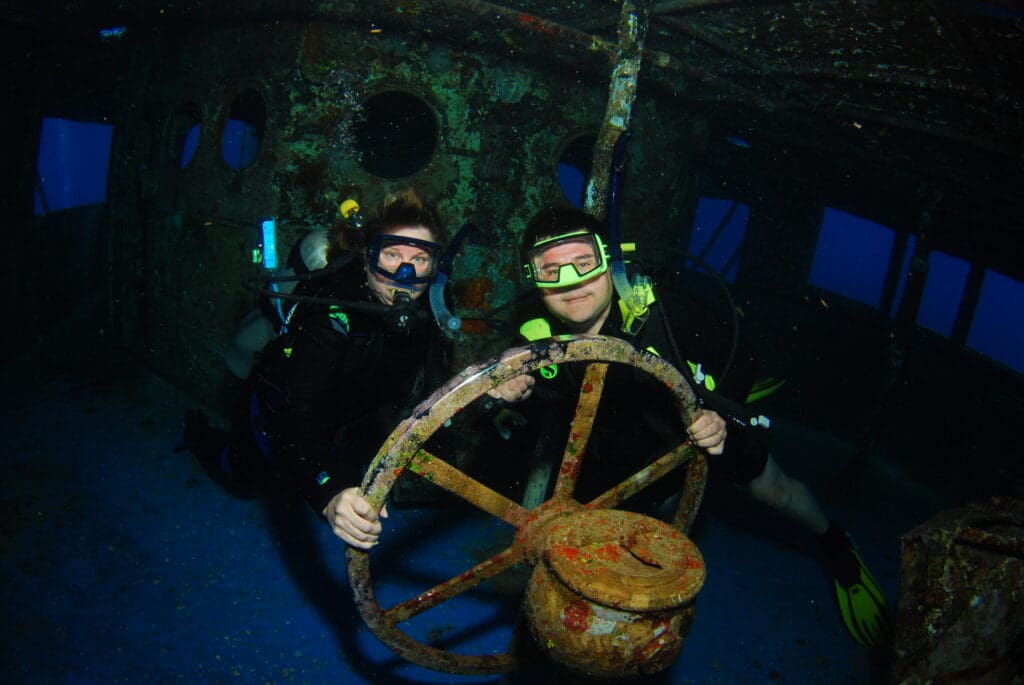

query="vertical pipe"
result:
[584,0,652,220]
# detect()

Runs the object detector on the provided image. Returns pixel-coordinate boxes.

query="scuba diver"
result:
[488,205,893,650]
[181,188,455,549]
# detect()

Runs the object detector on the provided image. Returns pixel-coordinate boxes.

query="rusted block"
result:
[893,496,1024,684]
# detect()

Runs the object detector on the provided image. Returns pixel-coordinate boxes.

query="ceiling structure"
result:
[6,0,1023,274]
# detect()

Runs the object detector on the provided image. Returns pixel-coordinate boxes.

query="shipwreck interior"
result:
[3,1,1023,683]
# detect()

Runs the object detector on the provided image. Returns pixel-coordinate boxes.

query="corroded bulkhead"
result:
[893,497,1024,684]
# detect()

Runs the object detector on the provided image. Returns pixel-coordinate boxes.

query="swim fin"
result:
[745,376,786,403]
[820,523,894,648]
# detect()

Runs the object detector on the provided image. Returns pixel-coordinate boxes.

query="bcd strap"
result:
[519,318,558,379]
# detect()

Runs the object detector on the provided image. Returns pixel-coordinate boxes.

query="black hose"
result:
[607,131,633,263]
[644,245,740,386]
[243,283,430,322]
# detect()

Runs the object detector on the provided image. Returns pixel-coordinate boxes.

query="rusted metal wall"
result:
[84,14,691,410]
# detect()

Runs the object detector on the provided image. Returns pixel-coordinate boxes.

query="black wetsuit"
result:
[251,257,452,513]
[510,288,769,508]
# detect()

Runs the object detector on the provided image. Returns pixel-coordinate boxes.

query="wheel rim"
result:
[347,334,708,675]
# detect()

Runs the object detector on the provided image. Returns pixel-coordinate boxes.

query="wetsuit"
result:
[511,289,769,508]
[251,257,452,513]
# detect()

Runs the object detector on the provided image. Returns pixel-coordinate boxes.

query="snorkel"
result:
[607,131,652,334]
[429,222,474,341]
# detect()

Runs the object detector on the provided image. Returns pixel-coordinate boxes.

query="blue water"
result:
[1,360,943,684]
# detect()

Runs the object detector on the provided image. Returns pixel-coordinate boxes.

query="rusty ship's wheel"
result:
[346,335,709,675]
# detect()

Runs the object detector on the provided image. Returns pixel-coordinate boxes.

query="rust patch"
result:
[453,276,494,309]
[551,542,582,564]
[517,12,556,36]
[459,319,492,335]
[592,542,622,562]
[562,599,591,632]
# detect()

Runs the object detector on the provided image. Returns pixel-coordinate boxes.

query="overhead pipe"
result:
[584,0,653,219]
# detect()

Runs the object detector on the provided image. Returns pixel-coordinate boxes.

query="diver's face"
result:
[536,239,614,335]
[365,225,438,305]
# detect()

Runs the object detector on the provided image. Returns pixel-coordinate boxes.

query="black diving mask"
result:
[367,234,443,287]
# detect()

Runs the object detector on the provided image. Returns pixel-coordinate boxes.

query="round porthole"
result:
[172,102,202,170]
[558,133,595,209]
[221,89,266,171]
[353,90,438,179]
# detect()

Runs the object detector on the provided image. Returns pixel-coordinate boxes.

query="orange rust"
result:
[628,545,656,564]
[516,12,556,36]
[551,542,582,564]
[559,459,581,479]
[459,319,492,335]
[592,543,622,562]
[562,599,591,632]
[453,276,494,309]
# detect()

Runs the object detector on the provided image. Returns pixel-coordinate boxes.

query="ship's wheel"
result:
[346,335,708,675]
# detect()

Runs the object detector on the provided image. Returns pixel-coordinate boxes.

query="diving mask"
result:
[367,234,443,286]
[523,230,610,288]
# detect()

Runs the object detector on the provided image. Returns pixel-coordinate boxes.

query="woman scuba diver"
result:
[181,188,454,549]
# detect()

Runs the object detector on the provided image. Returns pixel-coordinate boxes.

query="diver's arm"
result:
[691,383,771,469]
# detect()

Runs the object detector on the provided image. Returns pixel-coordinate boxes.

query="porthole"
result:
[221,89,266,171]
[353,90,438,179]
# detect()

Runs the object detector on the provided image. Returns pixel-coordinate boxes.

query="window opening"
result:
[917,250,970,337]
[173,103,202,170]
[685,197,749,283]
[353,91,437,179]
[34,117,114,216]
[967,270,1024,374]
[557,133,595,209]
[809,208,893,307]
[221,89,266,171]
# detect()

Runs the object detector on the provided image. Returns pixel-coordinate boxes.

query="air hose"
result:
[245,283,430,325]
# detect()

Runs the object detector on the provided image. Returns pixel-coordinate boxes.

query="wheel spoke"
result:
[385,543,526,622]
[583,442,696,511]
[409,450,531,526]
[552,362,609,500]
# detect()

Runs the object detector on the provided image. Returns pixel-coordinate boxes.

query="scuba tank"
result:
[258,216,288,328]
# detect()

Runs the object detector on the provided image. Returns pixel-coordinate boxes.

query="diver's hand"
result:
[324,487,389,550]
[687,409,727,456]
[487,374,535,403]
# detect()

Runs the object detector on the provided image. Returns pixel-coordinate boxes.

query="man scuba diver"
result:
[489,206,893,650]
